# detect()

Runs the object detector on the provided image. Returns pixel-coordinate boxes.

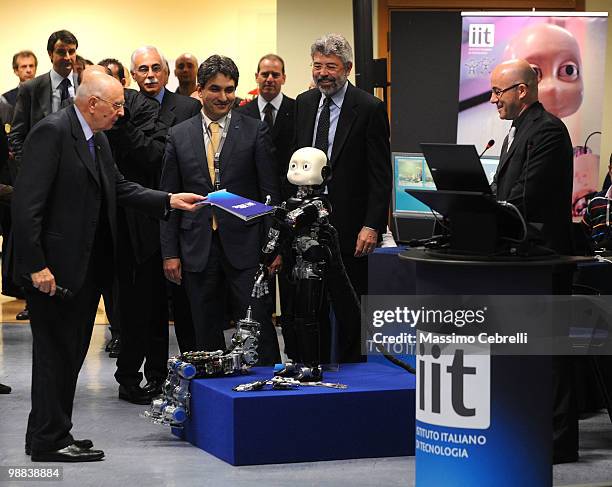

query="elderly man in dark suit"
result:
[237,53,296,200]
[160,55,281,365]
[11,70,203,462]
[112,46,202,403]
[294,34,392,363]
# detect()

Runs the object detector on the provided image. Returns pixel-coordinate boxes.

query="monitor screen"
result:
[480,155,499,185]
[392,152,500,215]
[393,153,436,214]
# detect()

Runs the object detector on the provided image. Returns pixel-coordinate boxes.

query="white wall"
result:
[276,0,354,98]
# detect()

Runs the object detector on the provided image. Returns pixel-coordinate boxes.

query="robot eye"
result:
[558,62,579,81]
[303,163,310,170]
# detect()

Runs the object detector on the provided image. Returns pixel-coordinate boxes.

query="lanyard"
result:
[206,111,232,191]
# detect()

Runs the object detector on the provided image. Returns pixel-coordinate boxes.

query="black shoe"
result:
[16,307,29,320]
[142,379,163,396]
[107,337,121,358]
[26,439,93,456]
[118,384,152,405]
[0,383,11,394]
[31,444,104,462]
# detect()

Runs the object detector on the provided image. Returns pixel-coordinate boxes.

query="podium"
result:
[400,249,587,487]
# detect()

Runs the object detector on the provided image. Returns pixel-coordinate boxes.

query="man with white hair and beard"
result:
[11,69,203,461]
[294,33,391,363]
[112,46,201,404]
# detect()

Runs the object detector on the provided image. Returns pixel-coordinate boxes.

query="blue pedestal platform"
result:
[173,362,416,465]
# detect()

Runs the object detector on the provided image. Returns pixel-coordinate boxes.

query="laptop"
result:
[419,143,493,194]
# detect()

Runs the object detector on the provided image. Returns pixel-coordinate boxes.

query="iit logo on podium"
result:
[416,333,490,429]
[468,24,495,48]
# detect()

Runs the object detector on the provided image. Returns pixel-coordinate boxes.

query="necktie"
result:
[87,136,96,162]
[207,122,220,230]
[314,96,331,156]
[58,78,71,102]
[263,102,274,129]
[506,126,516,153]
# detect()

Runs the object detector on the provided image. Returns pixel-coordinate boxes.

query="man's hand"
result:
[170,193,206,212]
[267,255,282,276]
[163,258,182,284]
[31,267,56,296]
[354,227,378,257]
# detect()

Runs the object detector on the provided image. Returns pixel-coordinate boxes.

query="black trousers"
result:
[25,263,100,452]
[334,252,367,363]
[183,232,280,365]
[114,249,169,386]
[169,282,196,353]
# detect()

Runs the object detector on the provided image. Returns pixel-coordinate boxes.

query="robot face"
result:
[287,147,328,186]
[504,23,583,118]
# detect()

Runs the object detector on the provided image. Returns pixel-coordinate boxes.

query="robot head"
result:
[287,147,331,187]
[504,23,583,119]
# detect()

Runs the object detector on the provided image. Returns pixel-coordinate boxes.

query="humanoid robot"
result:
[252,147,361,382]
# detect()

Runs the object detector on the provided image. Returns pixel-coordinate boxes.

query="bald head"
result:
[490,59,538,120]
[175,52,198,95]
[75,71,125,132]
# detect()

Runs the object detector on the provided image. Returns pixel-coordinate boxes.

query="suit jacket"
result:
[2,87,18,107]
[237,95,296,199]
[492,102,573,254]
[108,88,201,264]
[160,110,280,272]
[8,71,79,162]
[294,82,392,253]
[11,105,169,295]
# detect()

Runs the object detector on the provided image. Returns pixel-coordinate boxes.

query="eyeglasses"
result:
[490,83,525,98]
[135,64,163,74]
[94,96,124,111]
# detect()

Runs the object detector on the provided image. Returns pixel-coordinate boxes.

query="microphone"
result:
[478,139,495,158]
[23,275,74,300]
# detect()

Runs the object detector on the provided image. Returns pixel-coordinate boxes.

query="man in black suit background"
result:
[11,70,203,462]
[2,50,38,108]
[112,46,201,403]
[489,59,576,464]
[160,55,281,365]
[9,30,79,163]
[237,53,296,200]
[294,34,391,362]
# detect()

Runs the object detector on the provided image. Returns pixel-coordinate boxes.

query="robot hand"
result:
[251,264,270,298]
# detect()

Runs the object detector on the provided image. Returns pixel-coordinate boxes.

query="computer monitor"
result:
[420,143,492,194]
[392,152,436,216]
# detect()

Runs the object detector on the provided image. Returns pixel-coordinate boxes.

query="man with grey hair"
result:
[11,69,203,461]
[112,46,201,404]
[294,33,391,363]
